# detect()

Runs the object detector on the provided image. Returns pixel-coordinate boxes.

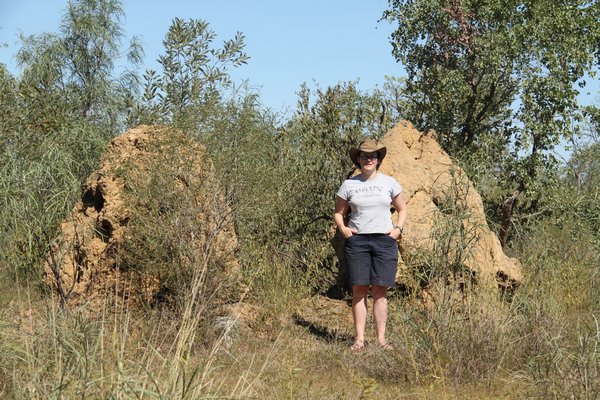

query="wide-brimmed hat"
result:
[349,139,387,168]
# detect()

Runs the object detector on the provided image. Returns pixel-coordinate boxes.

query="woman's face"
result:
[358,151,379,171]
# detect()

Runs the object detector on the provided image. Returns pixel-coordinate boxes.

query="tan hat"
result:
[349,139,387,168]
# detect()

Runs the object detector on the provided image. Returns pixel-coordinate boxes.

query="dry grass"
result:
[2,125,599,399]
[1,199,599,399]
[1,241,600,400]
[0,289,517,399]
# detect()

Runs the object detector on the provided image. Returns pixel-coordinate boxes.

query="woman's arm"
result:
[334,196,357,239]
[388,192,408,239]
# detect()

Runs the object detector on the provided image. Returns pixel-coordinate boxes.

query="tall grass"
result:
[0,124,108,286]
[2,115,600,397]
[0,291,277,398]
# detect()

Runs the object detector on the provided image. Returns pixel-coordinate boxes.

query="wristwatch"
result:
[393,225,404,234]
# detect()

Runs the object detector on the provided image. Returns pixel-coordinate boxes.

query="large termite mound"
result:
[44,125,239,307]
[330,121,521,293]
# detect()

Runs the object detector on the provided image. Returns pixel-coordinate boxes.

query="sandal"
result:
[378,342,394,351]
[350,339,365,352]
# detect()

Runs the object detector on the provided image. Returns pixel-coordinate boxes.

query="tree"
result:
[16,0,142,133]
[383,0,600,245]
[132,18,249,131]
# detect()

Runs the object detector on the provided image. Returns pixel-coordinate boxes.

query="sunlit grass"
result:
[1,123,599,399]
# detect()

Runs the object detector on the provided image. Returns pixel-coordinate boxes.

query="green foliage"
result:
[0,302,257,398]
[4,2,600,397]
[0,65,19,136]
[561,106,600,250]
[0,124,109,281]
[198,81,404,293]
[200,91,286,244]
[383,0,599,154]
[0,1,136,298]
[383,287,518,385]
[132,18,248,131]
[0,0,142,286]
[287,82,380,227]
[383,0,600,241]
[16,0,142,133]
[509,216,600,398]
[279,81,402,289]
[569,106,600,188]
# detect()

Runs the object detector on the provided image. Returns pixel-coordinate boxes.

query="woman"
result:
[334,139,408,351]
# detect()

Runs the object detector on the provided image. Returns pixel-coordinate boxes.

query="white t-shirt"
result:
[336,173,403,234]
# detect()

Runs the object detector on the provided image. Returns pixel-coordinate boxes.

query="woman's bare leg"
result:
[372,285,389,345]
[352,285,370,346]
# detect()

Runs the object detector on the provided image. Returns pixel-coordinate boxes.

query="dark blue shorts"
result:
[344,233,398,288]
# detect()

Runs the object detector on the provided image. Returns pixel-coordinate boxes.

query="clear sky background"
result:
[1,0,597,119]
[0,0,404,114]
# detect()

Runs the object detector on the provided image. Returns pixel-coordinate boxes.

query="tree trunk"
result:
[500,189,520,248]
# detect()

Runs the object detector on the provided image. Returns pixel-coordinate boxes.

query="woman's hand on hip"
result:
[341,227,358,239]
[387,229,401,240]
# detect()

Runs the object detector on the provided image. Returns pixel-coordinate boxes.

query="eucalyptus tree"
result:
[133,18,249,132]
[383,0,600,245]
[16,0,142,133]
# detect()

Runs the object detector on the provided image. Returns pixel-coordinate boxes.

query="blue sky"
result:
[1,0,596,118]
[0,0,404,113]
